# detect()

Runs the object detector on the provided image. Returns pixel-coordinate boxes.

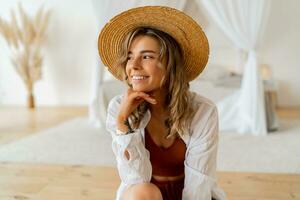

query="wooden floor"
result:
[0,106,300,200]
[0,162,299,200]
[0,106,87,145]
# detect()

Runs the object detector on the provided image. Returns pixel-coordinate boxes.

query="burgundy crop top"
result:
[145,128,187,177]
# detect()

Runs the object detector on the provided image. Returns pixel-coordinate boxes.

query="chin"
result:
[132,86,152,93]
[133,88,149,92]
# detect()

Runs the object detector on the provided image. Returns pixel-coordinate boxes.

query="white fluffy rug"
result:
[0,118,116,167]
[0,117,299,173]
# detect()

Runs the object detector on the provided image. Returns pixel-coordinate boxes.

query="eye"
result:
[127,56,132,60]
[143,55,153,59]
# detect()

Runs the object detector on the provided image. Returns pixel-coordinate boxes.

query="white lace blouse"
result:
[106,92,227,200]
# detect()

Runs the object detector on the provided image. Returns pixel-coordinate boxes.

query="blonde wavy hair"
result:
[116,27,196,139]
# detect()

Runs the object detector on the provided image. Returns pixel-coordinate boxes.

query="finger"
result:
[137,92,157,103]
[130,91,157,104]
[137,95,157,104]
[130,91,149,100]
[144,96,157,104]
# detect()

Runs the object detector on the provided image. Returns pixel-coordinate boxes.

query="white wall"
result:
[0,0,98,106]
[260,0,300,106]
[0,0,299,106]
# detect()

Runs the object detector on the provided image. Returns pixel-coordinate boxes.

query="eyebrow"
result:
[128,50,158,54]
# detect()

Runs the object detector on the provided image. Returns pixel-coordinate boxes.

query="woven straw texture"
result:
[98,6,209,81]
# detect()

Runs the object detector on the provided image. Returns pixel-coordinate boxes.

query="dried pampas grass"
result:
[0,3,51,108]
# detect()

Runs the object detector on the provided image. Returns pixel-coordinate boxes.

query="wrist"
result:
[124,118,134,134]
[117,115,129,134]
[117,114,127,124]
[117,116,134,135]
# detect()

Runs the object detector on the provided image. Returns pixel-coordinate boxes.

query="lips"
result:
[131,75,149,80]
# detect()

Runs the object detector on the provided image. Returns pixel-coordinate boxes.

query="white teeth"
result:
[132,76,148,80]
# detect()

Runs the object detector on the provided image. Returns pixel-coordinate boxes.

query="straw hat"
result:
[98,6,209,82]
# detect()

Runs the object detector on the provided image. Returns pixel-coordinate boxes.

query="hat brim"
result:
[98,6,209,82]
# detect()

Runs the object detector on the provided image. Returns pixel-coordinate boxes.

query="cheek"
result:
[155,65,166,79]
[152,70,166,85]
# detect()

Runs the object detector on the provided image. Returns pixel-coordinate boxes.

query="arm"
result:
[106,96,152,185]
[182,106,227,200]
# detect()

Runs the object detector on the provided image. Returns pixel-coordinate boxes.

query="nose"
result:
[128,57,142,70]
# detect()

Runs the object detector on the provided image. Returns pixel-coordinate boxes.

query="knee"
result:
[122,182,163,200]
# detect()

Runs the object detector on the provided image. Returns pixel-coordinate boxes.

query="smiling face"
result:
[125,35,166,93]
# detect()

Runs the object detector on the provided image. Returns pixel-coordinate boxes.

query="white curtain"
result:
[200,0,271,135]
[89,0,187,128]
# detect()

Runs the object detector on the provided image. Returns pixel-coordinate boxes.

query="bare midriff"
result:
[152,173,185,182]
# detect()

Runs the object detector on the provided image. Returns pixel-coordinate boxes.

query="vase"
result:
[28,93,35,109]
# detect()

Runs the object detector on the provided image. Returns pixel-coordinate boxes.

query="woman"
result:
[99,6,227,200]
